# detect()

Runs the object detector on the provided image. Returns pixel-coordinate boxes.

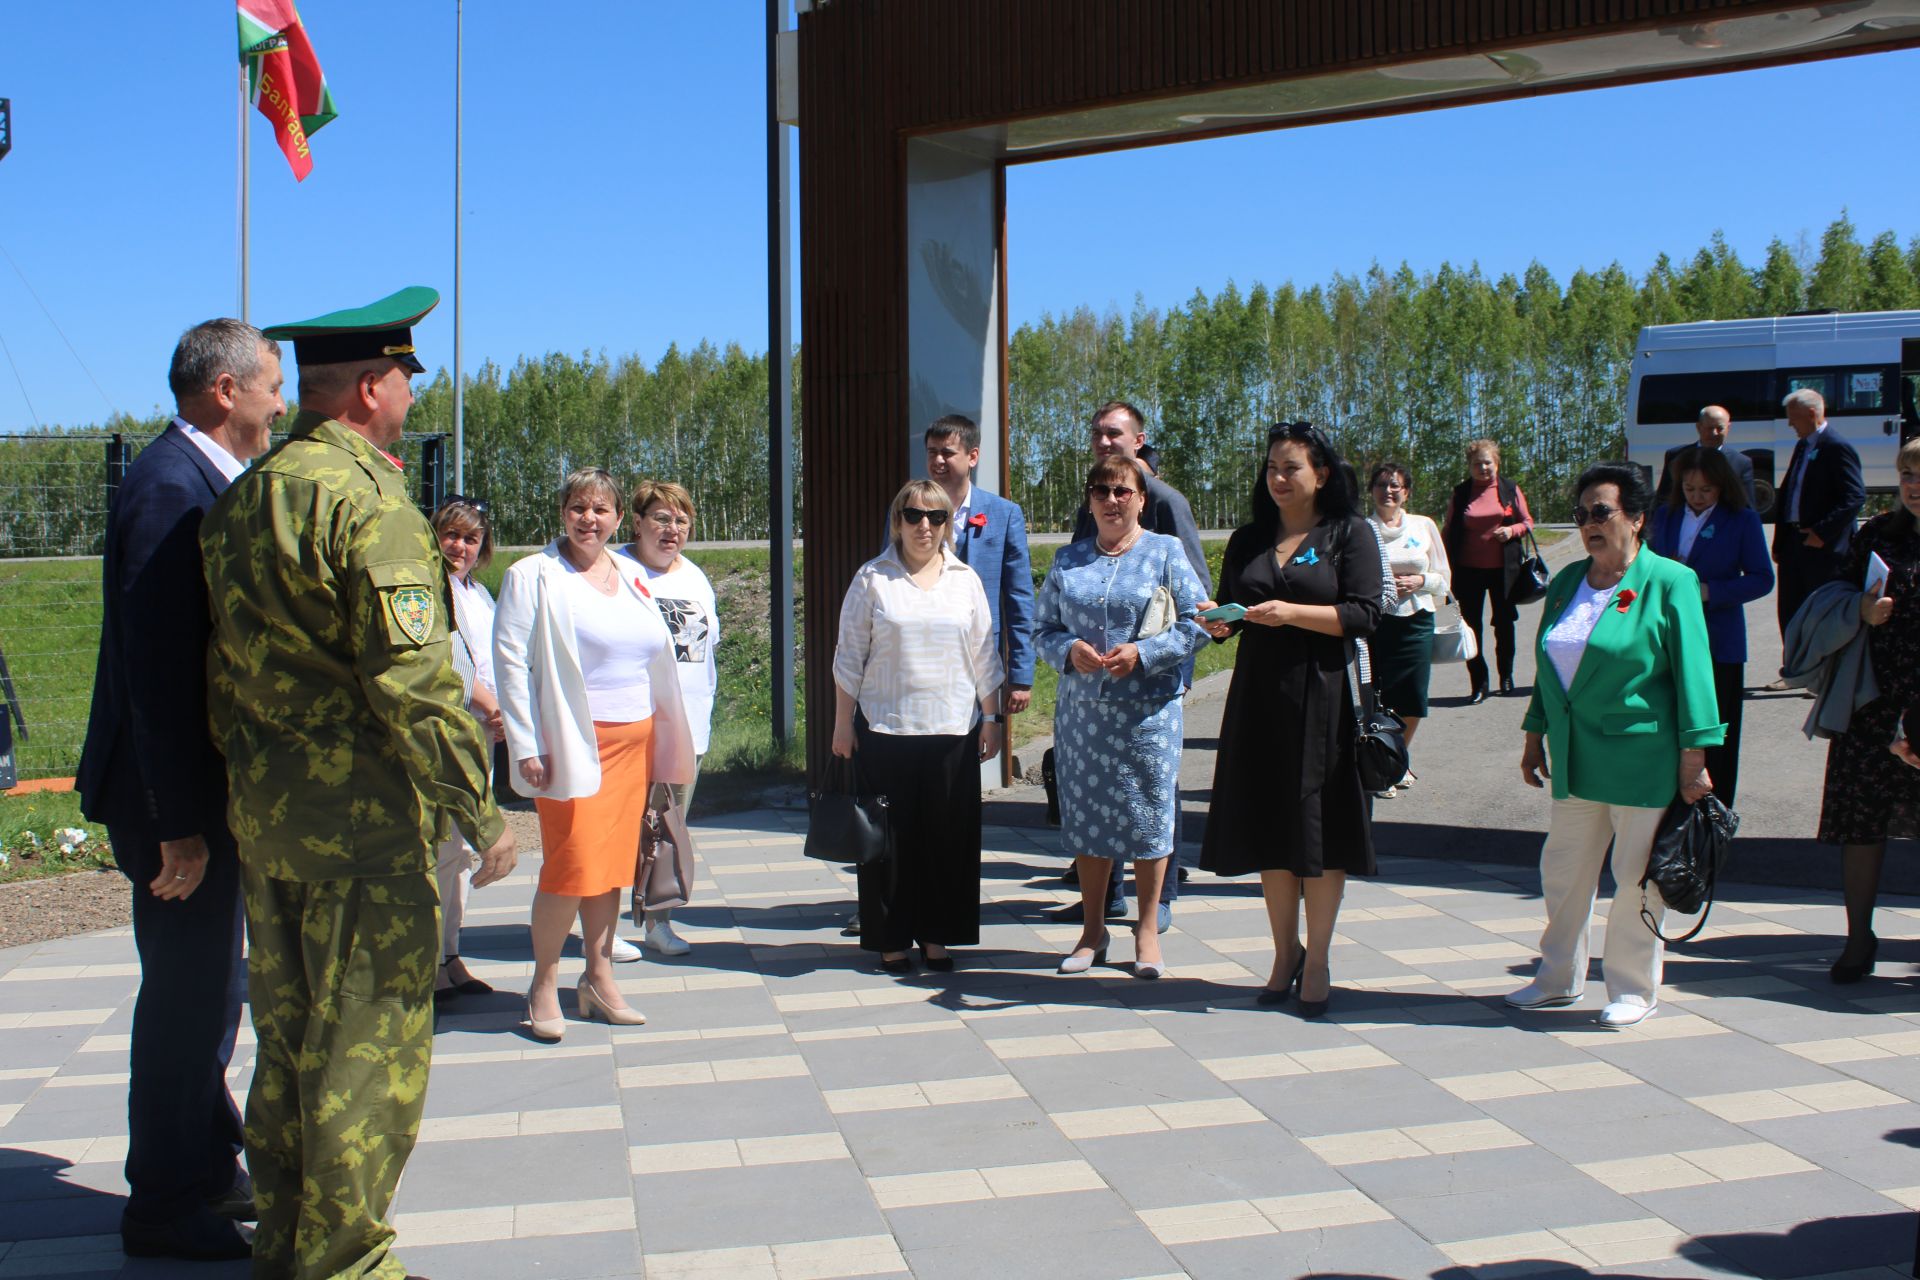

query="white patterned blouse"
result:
[832,544,1006,737]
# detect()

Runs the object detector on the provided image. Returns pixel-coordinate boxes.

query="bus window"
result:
[1779,366,1894,414]
[1635,371,1773,424]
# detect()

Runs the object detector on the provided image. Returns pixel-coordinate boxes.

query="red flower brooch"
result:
[968,512,989,531]
[1615,588,1636,613]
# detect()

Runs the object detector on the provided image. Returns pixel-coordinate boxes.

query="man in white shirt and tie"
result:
[1769,387,1864,665]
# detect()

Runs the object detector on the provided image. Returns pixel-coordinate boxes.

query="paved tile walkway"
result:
[2,809,1918,1279]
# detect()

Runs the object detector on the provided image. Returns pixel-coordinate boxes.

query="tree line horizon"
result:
[5,211,1917,557]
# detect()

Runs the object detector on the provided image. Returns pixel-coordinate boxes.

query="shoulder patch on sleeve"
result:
[389,585,435,644]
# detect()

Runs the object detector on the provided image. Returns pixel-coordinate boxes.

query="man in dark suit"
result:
[76,319,284,1261]
[925,414,1036,715]
[1770,387,1865,647]
[1657,405,1758,509]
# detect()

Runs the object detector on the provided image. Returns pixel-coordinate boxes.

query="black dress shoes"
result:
[122,1209,254,1261]
[206,1169,258,1221]
[1831,934,1878,984]
[1498,675,1517,696]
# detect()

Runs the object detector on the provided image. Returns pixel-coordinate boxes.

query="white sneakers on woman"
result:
[598,920,692,962]
[1505,981,1657,1028]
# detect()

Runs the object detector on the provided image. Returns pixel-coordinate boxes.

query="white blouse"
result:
[1369,512,1452,618]
[832,545,1005,736]
[450,575,497,694]
[563,568,668,723]
[1543,575,1619,692]
[1677,505,1714,561]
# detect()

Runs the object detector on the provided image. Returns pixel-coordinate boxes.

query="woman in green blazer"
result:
[1507,462,1724,1029]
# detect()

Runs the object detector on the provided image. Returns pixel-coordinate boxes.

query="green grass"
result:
[0,789,114,883]
[0,559,102,783]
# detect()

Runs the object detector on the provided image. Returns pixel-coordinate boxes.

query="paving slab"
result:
[1,800,1917,1279]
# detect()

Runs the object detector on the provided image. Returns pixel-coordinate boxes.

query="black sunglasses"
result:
[441,493,491,515]
[901,507,949,526]
[1086,483,1138,502]
[1572,502,1620,526]
[1268,420,1328,447]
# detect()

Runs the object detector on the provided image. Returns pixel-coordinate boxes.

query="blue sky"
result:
[0,4,1916,429]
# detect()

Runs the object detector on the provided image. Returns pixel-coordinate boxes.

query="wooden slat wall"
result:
[793,0,1862,775]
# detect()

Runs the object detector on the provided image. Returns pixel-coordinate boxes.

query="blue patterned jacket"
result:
[1036,532,1208,704]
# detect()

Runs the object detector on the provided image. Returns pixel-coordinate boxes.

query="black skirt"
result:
[1372,610,1435,720]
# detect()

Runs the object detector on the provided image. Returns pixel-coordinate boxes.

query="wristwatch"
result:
[981,714,1004,724]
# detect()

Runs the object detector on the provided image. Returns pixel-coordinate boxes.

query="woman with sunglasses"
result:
[1508,462,1721,1029]
[1366,461,1451,797]
[1038,456,1210,979]
[429,495,507,1003]
[1197,424,1382,1016]
[831,479,1004,973]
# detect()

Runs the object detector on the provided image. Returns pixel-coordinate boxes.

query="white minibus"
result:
[1625,310,1920,519]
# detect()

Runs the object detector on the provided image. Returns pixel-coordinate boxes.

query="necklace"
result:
[1097,525,1142,556]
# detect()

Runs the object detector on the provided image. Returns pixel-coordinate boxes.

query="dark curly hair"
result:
[1573,460,1654,542]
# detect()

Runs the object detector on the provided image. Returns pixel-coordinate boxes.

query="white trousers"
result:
[434,832,477,958]
[1535,796,1667,1005]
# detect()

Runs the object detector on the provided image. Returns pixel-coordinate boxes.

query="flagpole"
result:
[452,0,464,493]
[238,61,250,322]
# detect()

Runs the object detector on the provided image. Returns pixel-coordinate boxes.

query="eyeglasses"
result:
[645,511,692,530]
[1572,502,1621,526]
[1086,484,1138,502]
[440,494,490,515]
[1372,480,1406,493]
[901,507,950,526]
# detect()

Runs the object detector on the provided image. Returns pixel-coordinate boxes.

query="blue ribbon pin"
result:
[1699,524,1716,540]
[1293,547,1320,566]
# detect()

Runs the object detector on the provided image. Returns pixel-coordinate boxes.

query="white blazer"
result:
[492,541,698,801]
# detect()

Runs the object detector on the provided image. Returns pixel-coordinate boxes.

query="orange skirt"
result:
[534,717,653,897]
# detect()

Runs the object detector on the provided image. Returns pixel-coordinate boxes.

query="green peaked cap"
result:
[263,286,440,374]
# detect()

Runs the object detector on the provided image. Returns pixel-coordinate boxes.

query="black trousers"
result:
[1775,528,1843,639]
[854,716,983,953]
[1707,661,1745,809]
[1455,564,1519,687]
[108,818,247,1223]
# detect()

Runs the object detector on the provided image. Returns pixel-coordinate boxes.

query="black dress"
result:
[1818,511,1920,846]
[1201,514,1384,878]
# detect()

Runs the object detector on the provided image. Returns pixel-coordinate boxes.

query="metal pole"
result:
[452,0,465,493]
[766,0,795,749]
[238,63,250,322]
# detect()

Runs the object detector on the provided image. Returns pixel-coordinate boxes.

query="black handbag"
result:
[1640,793,1739,943]
[1346,640,1410,794]
[1509,528,1552,606]
[803,757,893,868]
[1041,747,1060,826]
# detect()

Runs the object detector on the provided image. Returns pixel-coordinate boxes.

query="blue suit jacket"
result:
[76,425,233,838]
[954,485,1036,686]
[1648,505,1774,664]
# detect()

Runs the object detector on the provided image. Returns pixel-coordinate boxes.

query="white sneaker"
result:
[608,936,643,963]
[1372,785,1398,800]
[1396,770,1417,789]
[1503,980,1581,1010]
[1597,998,1656,1028]
[645,919,692,957]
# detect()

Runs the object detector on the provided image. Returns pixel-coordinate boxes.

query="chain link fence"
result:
[0,430,453,781]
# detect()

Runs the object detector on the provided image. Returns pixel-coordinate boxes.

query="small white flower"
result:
[21,831,40,849]
[56,827,89,853]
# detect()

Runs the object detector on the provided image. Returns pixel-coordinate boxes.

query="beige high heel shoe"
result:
[525,998,565,1043]
[577,980,647,1026]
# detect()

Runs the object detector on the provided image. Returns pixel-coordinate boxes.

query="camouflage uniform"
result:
[203,409,503,1280]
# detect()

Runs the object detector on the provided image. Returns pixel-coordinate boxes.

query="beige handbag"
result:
[631,786,696,913]
[1138,584,1177,639]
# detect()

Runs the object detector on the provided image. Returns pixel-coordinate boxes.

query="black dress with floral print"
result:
[1819,510,1920,845]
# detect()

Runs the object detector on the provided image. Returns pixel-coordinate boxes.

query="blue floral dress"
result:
[1036,532,1208,860]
